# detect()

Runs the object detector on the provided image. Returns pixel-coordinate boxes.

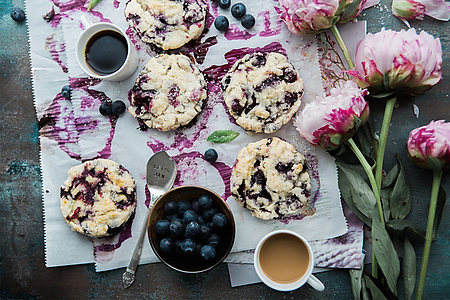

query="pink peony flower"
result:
[350,28,442,96]
[392,0,450,21]
[407,120,450,171]
[276,0,379,35]
[295,81,369,150]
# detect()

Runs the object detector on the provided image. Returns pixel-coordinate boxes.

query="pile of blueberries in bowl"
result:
[148,185,236,273]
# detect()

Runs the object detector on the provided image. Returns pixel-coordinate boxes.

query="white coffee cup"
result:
[75,16,138,81]
[254,230,325,292]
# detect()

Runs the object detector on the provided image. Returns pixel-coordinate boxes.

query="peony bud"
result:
[349,28,442,96]
[295,81,369,150]
[407,120,450,172]
[392,0,450,21]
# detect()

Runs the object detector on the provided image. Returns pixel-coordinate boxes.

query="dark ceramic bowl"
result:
[148,185,236,273]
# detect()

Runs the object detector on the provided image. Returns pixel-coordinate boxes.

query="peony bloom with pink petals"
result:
[295,81,369,151]
[392,0,450,21]
[407,120,450,171]
[276,0,379,35]
[349,28,442,96]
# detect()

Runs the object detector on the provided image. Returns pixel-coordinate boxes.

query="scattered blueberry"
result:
[212,213,228,228]
[11,8,25,22]
[207,233,221,247]
[111,100,126,115]
[204,148,218,163]
[155,219,171,235]
[99,102,112,116]
[231,3,246,18]
[177,200,191,215]
[181,239,197,253]
[198,194,213,210]
[197,215,206,225]
[219,0,231,9]
[169,219,185,237]
[241,14,255,29]
[214,16,229,32]
[191,199,201,213]
[203,207,218,221]
[61,85,71,99]
[160,238,174,253]
[198,225,211,240]
[164,201,178,215]
[200,245,216,261]
[175,239,184,254]
[183,210,198,224]
[185,221,201,237]
[165,213,178,222]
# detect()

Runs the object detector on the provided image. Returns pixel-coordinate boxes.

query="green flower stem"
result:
[330,25,355,70]
[347,137,384,278]
[416,171,443,300]
[375,97,396,194]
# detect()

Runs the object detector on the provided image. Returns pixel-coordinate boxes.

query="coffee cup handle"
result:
[307,274,325,292]
[80,15,93,29]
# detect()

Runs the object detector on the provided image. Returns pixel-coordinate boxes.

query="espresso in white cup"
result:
[75,16,138,81]
[254,230,325,292]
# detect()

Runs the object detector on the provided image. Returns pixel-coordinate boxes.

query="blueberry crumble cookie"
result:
[221,52,304,133]
[60,159,137,238]
[125,0,208,50]
[230,137,314,220]
[128,54,207,131]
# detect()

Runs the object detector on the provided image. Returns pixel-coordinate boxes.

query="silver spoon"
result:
[122,151,177,288]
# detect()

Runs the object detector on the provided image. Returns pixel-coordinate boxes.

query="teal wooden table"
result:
[1,0,449,298]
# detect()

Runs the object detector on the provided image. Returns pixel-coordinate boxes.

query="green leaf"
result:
[87,0,103,11]
[337,161,377,225]
[368,91,397,99]
[382,164,398,188]
[341,0,362,20]
[432,185,447,238]
[371,209,400,294]
[386,219,426,241]
[380,186,392,222]
[349,261,365,300]
[390,156,411,219]
[403,237,416,300]
[365,274,389,300]
[206,130,239,143]
[354,122,374,157]
[364,273,399,300]
[320,33,329,55]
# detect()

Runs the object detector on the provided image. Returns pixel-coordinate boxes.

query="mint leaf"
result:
[206,130,239,143]
[88,0,103,11]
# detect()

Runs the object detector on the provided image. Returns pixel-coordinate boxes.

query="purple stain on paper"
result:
[224,25,257,40]
[45,34,68,73]
[258,10,283,37]
[93,212,134,257]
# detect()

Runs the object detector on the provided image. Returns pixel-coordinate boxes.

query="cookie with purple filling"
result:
[60,159,137,238]
[125,0,207,50]
[230,137,314,220]
[128,54,207,131]
[221,52,304,133]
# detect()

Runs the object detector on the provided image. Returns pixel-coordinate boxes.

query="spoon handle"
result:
[122,192,160,288]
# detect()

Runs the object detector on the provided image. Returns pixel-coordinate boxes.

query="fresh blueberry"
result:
[175,239,184,254]
[164,201,178,215]
[212,213,228,228]
[200,245,216,261]
[206,233,221,247]
[241,14,255,29]
[111,100,126,115]
[214,16,229,32]
[177,200,191,216]
[231,3,246,18]
[198,194,213,209]
[99,102,112,116]
[169,219,185,237]
[155,219,170,236]
[159,238,174,253]
[203,207,218,221]
[204,148,218,163]
[183,210,198,224]
[219,0,231,9]
[198,225,211,240]
[165,213,178,222]
[11,8,25,22]
[181,239,196,253]
[197,215,206,225]
[191,199,201,213]
[61,85,71,99]
[185,221,200,237]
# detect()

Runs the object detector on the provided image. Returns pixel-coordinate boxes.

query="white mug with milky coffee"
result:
[75,15,138,81]
[254,230,325,292]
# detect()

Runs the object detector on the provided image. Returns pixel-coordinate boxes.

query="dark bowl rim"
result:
[147,185,236,273]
